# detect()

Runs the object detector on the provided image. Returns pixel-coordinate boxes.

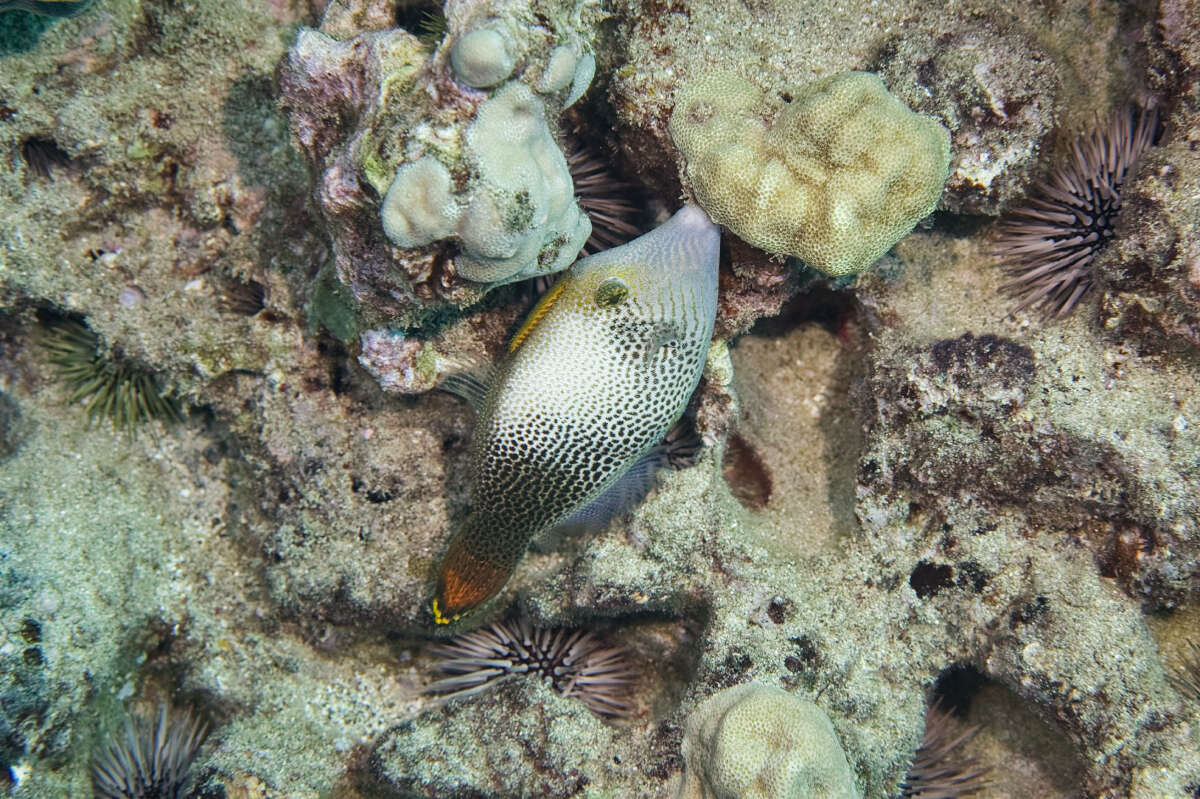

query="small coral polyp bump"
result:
[992,105,1159,319]
[669,70,950,277]
[42,316,183,434]
[450,24,515,88]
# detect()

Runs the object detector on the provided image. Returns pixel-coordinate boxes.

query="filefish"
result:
[432,205,720,624]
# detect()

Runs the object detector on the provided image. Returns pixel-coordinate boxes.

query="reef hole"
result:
[722,432,773,510]
[909,560,955,598]
[20,137,71,179]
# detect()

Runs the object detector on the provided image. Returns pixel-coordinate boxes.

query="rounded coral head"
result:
[669,70,951,277]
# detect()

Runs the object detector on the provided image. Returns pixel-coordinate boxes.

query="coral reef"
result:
[673,682,859,799]
[1093,7,1200,353]
[279,0,605,329]
[669,70,950,276]
[1,0,1198,797]
[875,22,1061,216]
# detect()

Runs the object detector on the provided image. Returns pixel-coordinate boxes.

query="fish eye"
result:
[594,277,629,308]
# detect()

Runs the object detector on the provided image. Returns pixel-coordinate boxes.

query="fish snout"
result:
[666,205,720,274]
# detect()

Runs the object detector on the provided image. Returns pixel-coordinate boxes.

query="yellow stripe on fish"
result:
[432,205,721,623]
[508,277,567,354]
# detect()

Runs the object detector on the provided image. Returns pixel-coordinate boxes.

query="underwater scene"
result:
[1,0,1199,796]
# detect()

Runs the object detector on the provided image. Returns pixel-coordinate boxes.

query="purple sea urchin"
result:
[91,705,209,799]
[901,704,991,798]
[992,105,1158,318]
[427,617,637,717]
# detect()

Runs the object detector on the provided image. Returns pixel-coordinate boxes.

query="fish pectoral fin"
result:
[643,322,684,363]
[438,364,495,412]
[556,448,670,533]
[555,419,703,536]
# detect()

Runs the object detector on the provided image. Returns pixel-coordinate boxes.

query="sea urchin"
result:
[427,616,637,718]
[992,105,1158,318]
[1168,638,1200,702]
[42,316,183,434]
[567,145,644,254]
[91,704,209,799]
[901,703,991,798]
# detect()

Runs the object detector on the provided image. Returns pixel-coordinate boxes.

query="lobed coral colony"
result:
[1,0,1199,797]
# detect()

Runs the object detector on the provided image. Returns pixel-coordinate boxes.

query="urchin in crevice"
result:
[567,144,647,254]
[901,702,991,798]
[1169,638,1200,703]
[992,105,1159,319]
[20,136,72,180]
[426,616,637,718]
[40,314,183,435]
[91,704,209,799]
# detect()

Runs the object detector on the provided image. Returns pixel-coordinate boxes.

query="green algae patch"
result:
[0,8,50,55]
[309,268,360,343]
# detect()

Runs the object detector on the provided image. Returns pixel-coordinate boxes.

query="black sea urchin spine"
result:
[993,105,1158,318]
[567,146,645,254]
[901,704,991,798]
[42,317,183,435]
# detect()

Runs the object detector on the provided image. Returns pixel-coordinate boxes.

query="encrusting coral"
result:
[280,0,606,329]
[669,70,950,277]
[381,81,592,285]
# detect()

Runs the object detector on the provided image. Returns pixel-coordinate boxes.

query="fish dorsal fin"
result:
[438,365,495,412]
[509,278,568,354]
